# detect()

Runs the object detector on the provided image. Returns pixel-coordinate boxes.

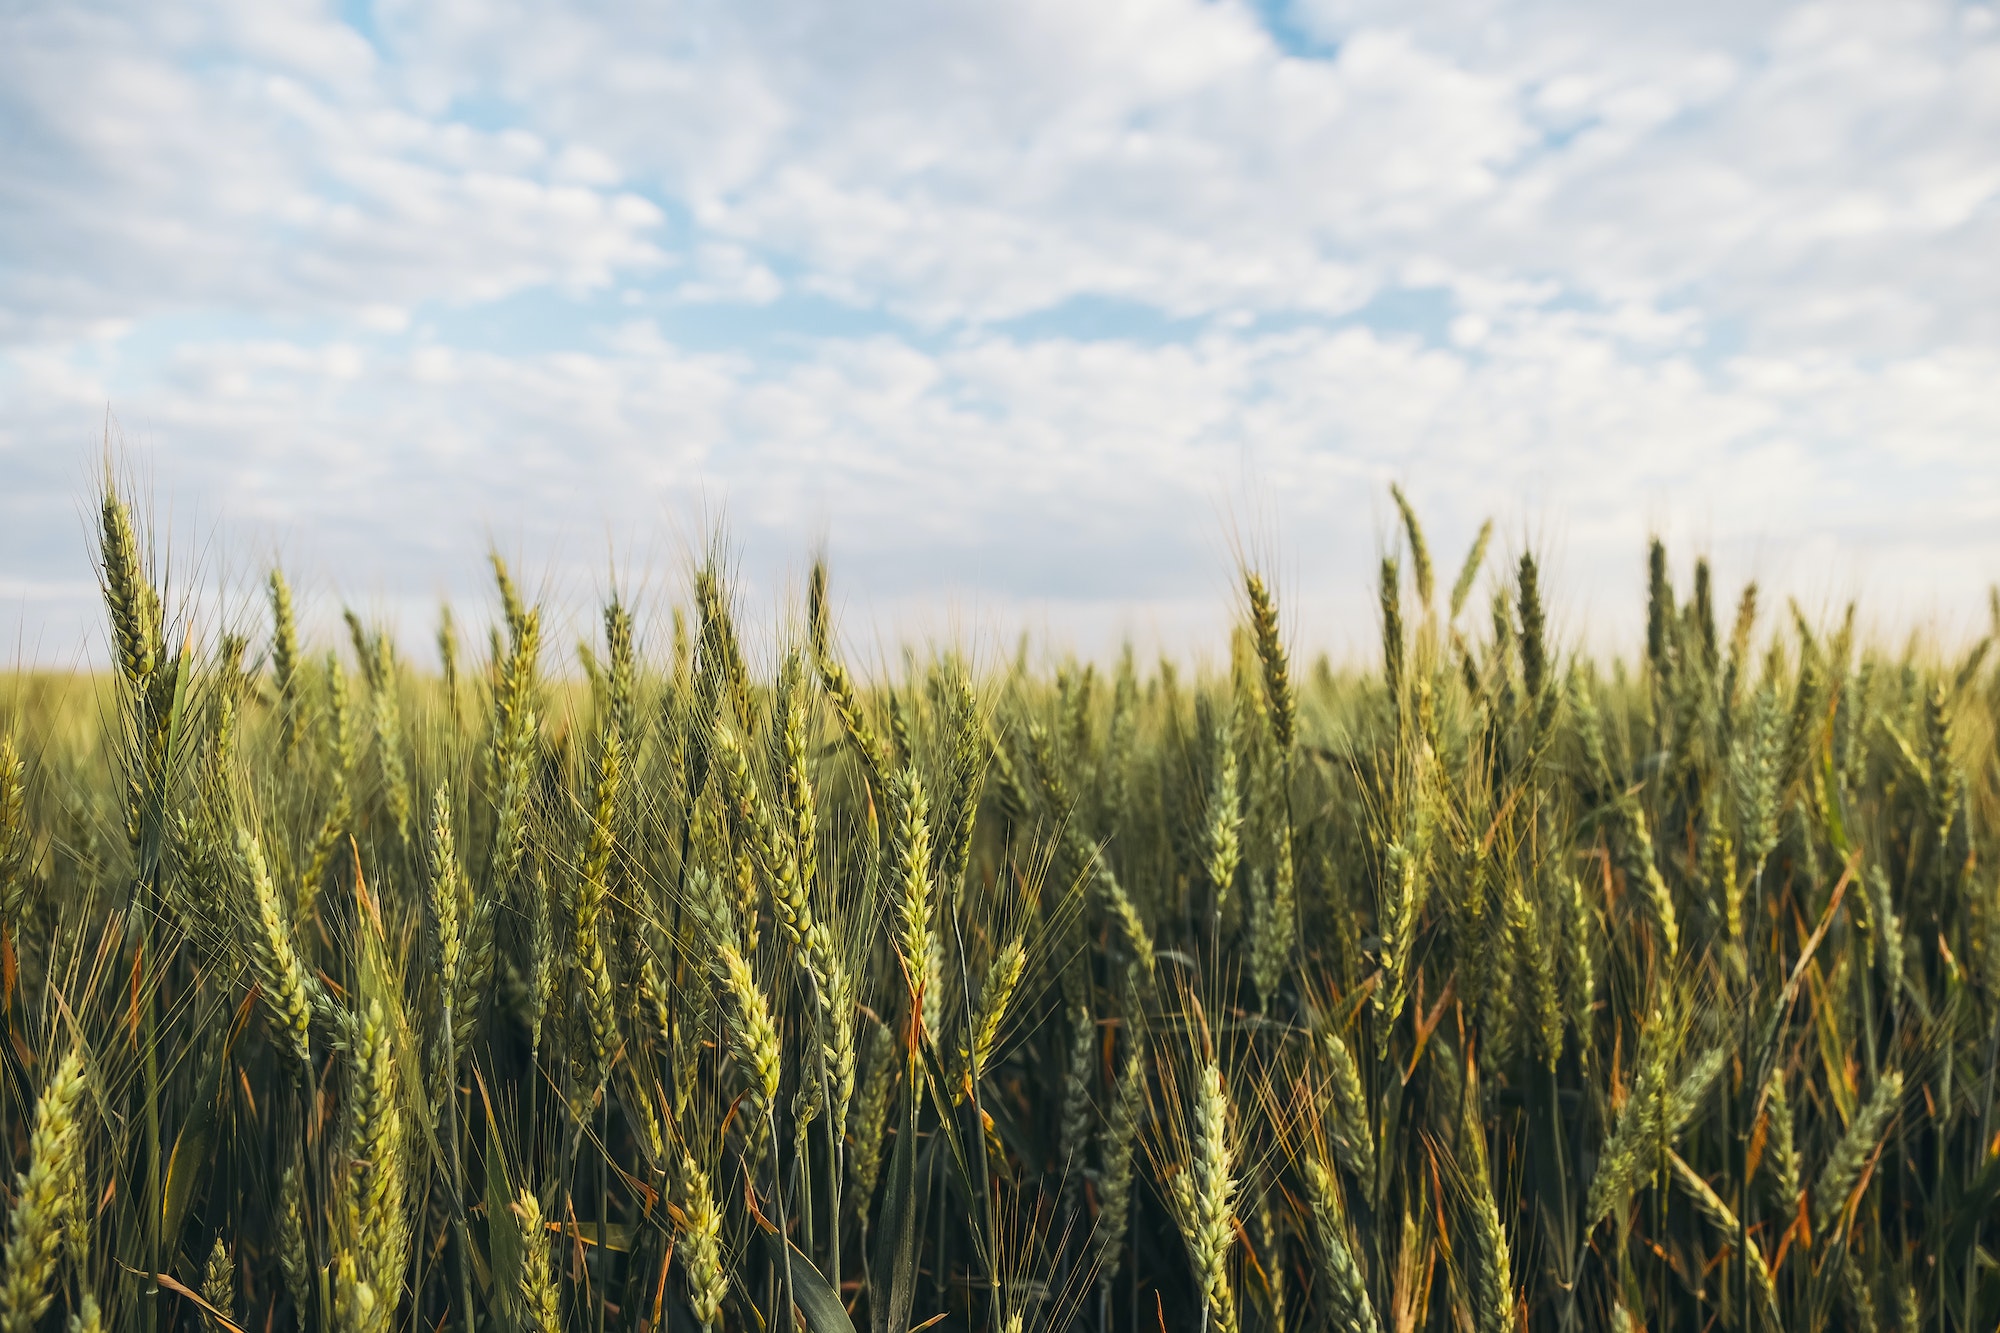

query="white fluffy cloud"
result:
[0,0,667,344]
[2,0,1997,663]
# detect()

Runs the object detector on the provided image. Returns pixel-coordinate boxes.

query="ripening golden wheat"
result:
[0,476,1996,1332]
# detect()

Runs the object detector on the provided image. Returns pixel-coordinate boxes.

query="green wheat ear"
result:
[1389,483,1434,611]
[964,936,1025,1089]
[268,569,300,756]
[67,1295,102,1333]
[1380,555,1405,714]
[1304,1156,1381,1333]
[278,1161,312,1323]
[571,729,624,1088]
[1586,1002,1675,1230]
[0,1047,89,1333]
[673,1156,728,1332]
[512,1189,562,1333]
[1320,1027,1374,1182]
[1168,1059,1240,1333]
[1815,1070,1903,1236]
[99,488,158,689]
[849,1016,898,1208]
[712,934,783,1168]
[236,825,320,1068]
[1458,1070,1514,1333]
[1449,519,1494,622]
[890,765,937,1028]
[201,1236,234,1333]
[1244,570,1295,753]
[1090,1034,1148,1290]
[1203,704,1242,912]
[0,733,26,923]
[340,987,411,1333]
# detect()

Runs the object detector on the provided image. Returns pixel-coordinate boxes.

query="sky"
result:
[3,0,1999,667]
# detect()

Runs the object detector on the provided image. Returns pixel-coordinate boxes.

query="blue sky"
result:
[4,0,1999,664]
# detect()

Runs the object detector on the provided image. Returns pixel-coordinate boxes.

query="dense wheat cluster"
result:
[0,480,1997,1332]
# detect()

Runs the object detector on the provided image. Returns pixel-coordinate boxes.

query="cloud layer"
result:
[4,0,1997,662]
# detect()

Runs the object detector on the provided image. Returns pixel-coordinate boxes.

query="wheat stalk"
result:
[1669,1151,1781,1328]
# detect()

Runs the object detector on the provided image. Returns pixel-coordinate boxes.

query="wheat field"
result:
[0,480,1994,1332]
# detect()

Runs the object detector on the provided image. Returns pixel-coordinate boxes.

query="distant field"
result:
[0,483,1994,1332]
